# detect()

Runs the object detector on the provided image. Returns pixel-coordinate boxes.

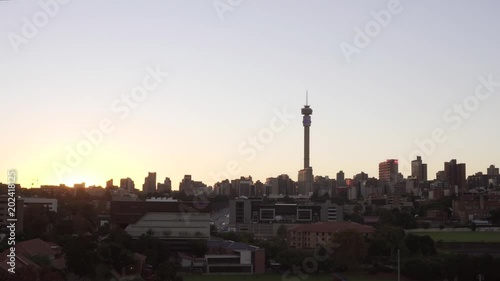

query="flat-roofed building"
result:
[229,197,343,238]
[21,197,58,213]
[110,200,211,240]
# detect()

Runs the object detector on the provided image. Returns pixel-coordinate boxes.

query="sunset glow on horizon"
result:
[2,0,500,189]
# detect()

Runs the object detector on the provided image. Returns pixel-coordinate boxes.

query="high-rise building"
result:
[411,156,428,182]
[142,172,157,194]
[120,177,135,192]
[336,170,345,186]
[214,179,231,196]
[379,159,399,183]
[278,174,295,196]
[436,171,446,182]
[157,177,172,193]
[313,176,334,196]
[444,159,466,192]
[231,176,253,197]
[106,179,114,188]
[487,165,499,176]
[298,93,314,196]
[353,172,368,182]
[178,176,208,195]
[254,180,265,196]
[265,177,279,195]
[298,168,313,196]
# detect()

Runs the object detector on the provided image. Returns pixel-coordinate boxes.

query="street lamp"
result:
[398,249,400,281]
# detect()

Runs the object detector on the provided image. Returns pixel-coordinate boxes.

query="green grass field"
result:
[414,231,500,242]
[183,273,404,281]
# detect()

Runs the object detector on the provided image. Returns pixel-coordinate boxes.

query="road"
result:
[211,207,230,232]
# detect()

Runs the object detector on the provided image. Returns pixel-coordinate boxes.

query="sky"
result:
[1,0,499,189]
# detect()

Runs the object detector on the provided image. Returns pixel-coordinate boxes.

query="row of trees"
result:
[61,228,183,281]
[402,254,500,281]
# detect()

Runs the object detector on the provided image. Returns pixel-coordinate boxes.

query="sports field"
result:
[183,273,405,281]
[414,231,500,242]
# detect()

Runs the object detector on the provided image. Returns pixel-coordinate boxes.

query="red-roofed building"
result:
[0,238,65,274]
[287,221,375,249]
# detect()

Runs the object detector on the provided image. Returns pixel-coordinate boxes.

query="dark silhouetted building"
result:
[444,159,466,192]
[179,175,207,195]
[106,179,114,188]
[231,176,253,197]
[142,172,157,194]
[488,165,499,176]
[120,177,135,192]
[157,177,171,193]
[411,156,428,182]
[379,159,399,183]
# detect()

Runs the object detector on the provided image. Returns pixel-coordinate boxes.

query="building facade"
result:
[287,221,375,250]
[110,199,211,239]
[379,159,399,183]
[142,172,157,194]
[229,197,343,238]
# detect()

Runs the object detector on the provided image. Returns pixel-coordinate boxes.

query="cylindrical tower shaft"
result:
[304,126,310,168]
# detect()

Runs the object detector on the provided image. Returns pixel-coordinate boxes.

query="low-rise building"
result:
[229,197,343,238]
[287,221,375,250]
[110,200,211,240]
[178,239,265,274]
[0,238,65,273]
[452,192,500,223]
[22,197,58,212]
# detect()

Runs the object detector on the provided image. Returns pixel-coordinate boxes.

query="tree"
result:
[277,248,309,269]
[63,235,100,278]
[98,241,136,273]
[419,235,436,256]
[256,236,288,265]
[23,205,49,239]
[470,222,477,232]
[404,234,436,257]
[345,213,363,224]
[401,258,442,281]
[489,208,500,224]
[154,261,179,281]
[132,234,170,269]
[329,229,368,270]
[209,225,217,236]
[189,240,207,257]
[39,267,65,281]
[404,233,421,256]
[277,225,287,239]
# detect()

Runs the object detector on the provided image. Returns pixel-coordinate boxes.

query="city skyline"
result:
[4,158,499,190]
[1,1,500,188]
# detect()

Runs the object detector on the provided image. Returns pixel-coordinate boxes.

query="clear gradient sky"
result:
[1,0,499,189]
